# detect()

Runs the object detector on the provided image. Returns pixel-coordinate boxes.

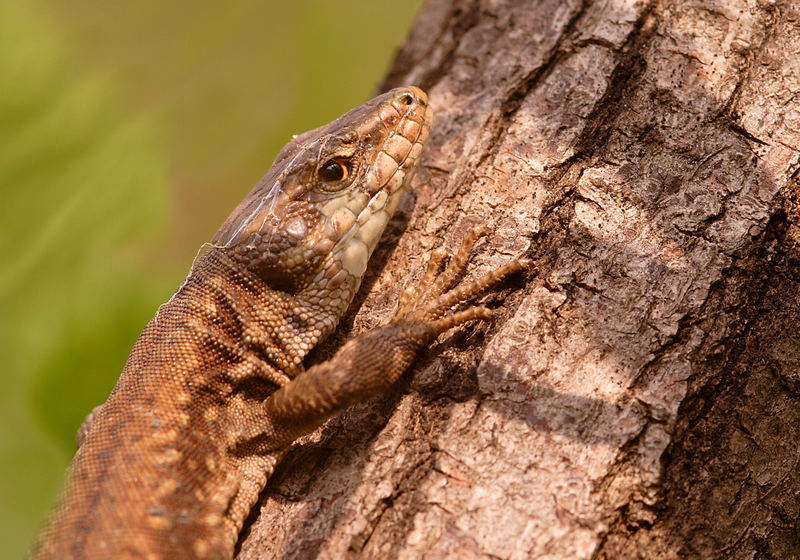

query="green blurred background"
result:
[0,0,421,556]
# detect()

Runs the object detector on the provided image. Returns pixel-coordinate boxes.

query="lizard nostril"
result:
[398,92,415,106]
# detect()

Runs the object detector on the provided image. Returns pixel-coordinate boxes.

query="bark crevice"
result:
[237,1,800,558]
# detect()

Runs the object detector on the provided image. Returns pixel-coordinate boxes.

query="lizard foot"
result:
[395,226,530,337]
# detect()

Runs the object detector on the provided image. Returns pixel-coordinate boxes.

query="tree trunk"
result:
[237,1,800,558]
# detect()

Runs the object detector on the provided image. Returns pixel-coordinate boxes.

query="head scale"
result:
[213,87,431,320]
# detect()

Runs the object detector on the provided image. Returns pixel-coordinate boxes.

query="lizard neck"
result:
[190,248,341,379]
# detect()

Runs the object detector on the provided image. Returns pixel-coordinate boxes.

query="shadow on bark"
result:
[237,0,800,558]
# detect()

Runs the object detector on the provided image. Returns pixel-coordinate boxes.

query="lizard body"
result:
[31,87,527,559]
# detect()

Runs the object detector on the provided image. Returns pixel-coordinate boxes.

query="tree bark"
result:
[237,1,800,558]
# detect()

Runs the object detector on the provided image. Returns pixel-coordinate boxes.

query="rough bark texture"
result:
[237,1,800,558]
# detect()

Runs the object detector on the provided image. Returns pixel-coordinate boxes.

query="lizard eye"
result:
[318,159,349,184]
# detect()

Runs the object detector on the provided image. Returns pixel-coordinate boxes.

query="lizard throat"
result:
[294,87,431,347]
[318,92,431,281]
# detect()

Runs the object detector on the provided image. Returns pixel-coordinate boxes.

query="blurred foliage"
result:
[0,0,420,557]
[0,2,169,557]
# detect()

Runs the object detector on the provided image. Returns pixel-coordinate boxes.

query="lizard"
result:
[31,86,529,559]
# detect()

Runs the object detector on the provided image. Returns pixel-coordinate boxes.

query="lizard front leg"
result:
[233,227,530,453]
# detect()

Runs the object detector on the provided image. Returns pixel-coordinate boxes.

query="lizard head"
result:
[213,86,431,320]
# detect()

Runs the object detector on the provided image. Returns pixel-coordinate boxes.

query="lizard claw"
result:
[395,227,529,336]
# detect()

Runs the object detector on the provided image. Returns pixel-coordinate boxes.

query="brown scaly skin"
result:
[31,87,529,559]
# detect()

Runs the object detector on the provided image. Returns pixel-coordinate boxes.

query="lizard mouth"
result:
[322,87,432,281]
